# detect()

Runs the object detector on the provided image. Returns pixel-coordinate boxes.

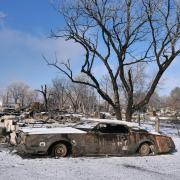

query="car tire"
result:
[52,143,68,157]
[139,143,150,156]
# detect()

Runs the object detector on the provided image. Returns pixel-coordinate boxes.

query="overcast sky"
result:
[0,0,180,96]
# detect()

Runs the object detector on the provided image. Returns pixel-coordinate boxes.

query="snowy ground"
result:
[0,138,179,180]
[0,122,180,180]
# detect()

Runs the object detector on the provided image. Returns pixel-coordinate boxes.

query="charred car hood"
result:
[20,127,87,135]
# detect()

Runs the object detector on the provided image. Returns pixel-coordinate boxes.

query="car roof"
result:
[81,118,139,128]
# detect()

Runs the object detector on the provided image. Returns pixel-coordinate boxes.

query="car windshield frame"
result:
[93,123,130,134]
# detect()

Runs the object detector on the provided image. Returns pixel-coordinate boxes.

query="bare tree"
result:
[36,85,49,112]
[47,78,68,111]
[1,90,10,106]
[7,82,36,107]
[148,92,161,110]
[65,76,97,113]
[47,0,180,121]
[100,74,114,112]
[0,89,4,106]
[66,83,81,113]
[169,87,180,110]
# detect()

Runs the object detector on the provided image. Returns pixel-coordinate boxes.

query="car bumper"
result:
[16,144,46,155]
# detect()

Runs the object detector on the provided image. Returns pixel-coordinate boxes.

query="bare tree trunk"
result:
[125,95,134,122]
[126,109,133,122]
[113,103,122,120]
[113,89,122,120]
[73,104,77,113]
[36,85,48,112]
[125,108,133,122]
[44,96,48,112]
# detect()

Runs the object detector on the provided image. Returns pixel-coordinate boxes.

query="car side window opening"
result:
[97,123,129,134]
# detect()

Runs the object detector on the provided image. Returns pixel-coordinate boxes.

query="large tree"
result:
[47,0,180,121]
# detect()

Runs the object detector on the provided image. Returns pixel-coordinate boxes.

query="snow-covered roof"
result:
[20,127,87,135]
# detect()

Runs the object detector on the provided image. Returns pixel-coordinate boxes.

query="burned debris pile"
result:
[0,110,85,145]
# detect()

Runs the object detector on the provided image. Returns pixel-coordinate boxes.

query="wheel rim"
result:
[54,144,67,157]
[139,143,150,156]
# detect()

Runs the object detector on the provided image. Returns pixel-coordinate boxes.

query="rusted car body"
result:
[16,119,175,157]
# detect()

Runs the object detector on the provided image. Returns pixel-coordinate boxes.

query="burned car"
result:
[16,119,175,157]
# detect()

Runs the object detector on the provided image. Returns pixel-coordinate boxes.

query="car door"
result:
[98,132,119,155]
[96,123,130,155]
[116,131,130,155]
[84,131,100,155]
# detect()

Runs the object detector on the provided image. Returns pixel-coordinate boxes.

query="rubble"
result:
[0,107,179,157]
[0,136,6,143]
[0,111,85,146]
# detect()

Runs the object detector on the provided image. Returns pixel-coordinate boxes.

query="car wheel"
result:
[139,143,150,156]
[52,143,68,157]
